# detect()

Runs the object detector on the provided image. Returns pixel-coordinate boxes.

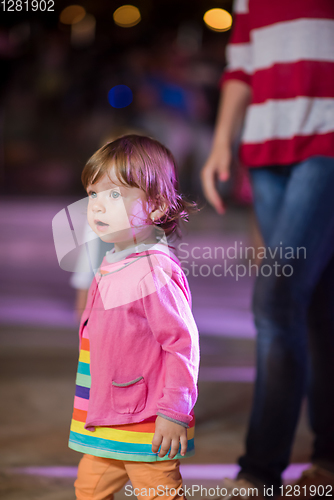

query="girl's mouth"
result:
[95,220,110,231]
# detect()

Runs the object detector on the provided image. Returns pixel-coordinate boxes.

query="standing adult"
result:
[201,0,334,497]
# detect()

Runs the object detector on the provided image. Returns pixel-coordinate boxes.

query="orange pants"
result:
[75,454,186,500]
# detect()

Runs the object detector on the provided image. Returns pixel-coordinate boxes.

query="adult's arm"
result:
[201,81,251,214]
[201,0,252,213]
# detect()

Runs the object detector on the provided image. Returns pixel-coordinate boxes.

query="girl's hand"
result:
[152,416,188,459]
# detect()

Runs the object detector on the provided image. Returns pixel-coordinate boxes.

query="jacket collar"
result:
[104,228,176,264]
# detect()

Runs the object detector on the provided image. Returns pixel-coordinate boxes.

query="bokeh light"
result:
[71,14,96,47]
[113,5,141,28]
[203,8,232,32]
[59,5,86,25]
[108,85,133,108]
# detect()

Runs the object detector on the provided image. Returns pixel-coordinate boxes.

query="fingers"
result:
[168,438,180,459]
[180,434,188,457]
[152,417,188,459]
[153,436,185,459]
[219,168,230,182]
[152,431,162,454]
[201,166,225,214]
[153,432,172,458]
[218,148,232,182]
[201,149,231,214]
[155,436,188,459]
[158,437,172,458]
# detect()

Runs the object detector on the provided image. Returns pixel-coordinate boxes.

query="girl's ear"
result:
[149,197,168,222]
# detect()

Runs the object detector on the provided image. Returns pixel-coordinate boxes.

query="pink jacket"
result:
[78,246,200,431]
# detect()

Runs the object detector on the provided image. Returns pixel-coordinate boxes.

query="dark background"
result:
[0,0,233,198]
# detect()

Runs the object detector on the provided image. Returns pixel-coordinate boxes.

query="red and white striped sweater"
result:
[222,0,334,167]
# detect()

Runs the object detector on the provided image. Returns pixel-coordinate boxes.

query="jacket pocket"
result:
[111,376,147,414]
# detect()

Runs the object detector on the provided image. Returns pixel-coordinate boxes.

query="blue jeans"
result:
[237,156,334,493]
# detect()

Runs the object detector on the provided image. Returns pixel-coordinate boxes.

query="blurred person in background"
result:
[201,0,334,498]
[132,37,214,198]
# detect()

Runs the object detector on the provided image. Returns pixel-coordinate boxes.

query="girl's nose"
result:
[91,196,106,213]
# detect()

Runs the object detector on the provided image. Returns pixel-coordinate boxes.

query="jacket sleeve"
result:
[220,0,252,87]
[138,266,200,426]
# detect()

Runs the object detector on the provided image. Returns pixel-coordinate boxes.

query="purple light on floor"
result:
[282,464,312,481]
[200,367,255,382]
[194,308,256,339]
[181,464,240,479]
[0,297,76,328]
[181,464,311,481]
[8,466,78,478]
[8,464,311,481]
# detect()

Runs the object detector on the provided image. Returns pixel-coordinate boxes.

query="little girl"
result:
[68,135,200,500]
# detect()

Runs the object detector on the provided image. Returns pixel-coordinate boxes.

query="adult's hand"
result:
[201,80,251,214]
[201,145,232,214]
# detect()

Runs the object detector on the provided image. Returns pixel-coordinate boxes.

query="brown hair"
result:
[82,134,198,236]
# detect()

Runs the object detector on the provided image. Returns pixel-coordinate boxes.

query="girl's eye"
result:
[110,190,120,199]
[88,191,97,199]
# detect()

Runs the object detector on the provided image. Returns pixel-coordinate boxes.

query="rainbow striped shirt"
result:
[68,324,195,461]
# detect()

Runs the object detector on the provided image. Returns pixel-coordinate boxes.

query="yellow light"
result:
[113,5,141,28]
[60,5,86,25]
[203,8,232,32]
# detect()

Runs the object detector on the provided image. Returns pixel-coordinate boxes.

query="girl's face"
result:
[86,166,154,250]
